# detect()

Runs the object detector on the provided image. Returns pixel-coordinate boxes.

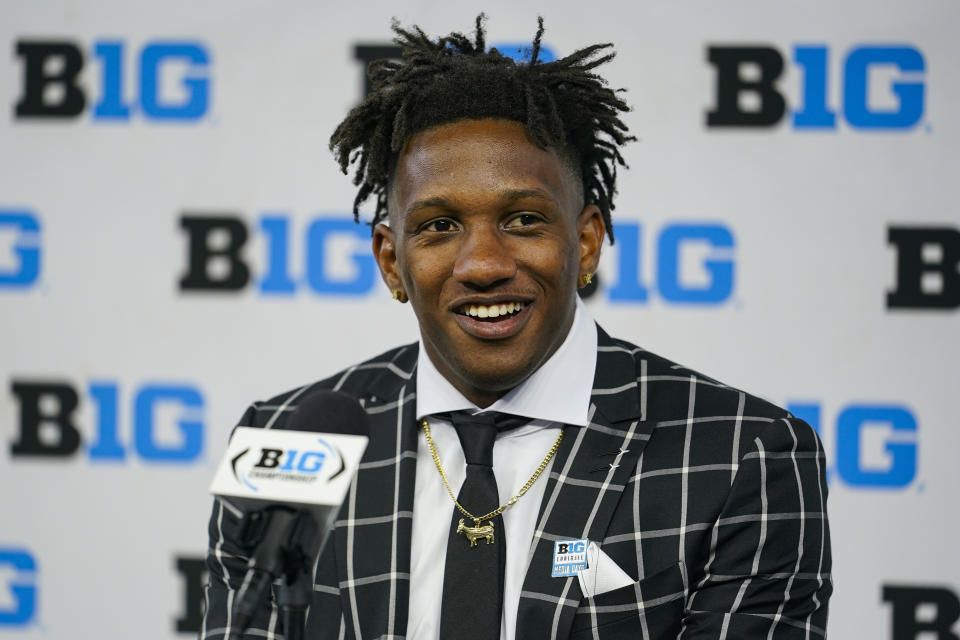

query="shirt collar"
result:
[415,296,598,426]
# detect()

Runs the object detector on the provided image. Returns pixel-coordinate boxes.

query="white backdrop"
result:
[1,1,958,638]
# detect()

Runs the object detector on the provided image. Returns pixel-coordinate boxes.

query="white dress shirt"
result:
[409,297,598,640]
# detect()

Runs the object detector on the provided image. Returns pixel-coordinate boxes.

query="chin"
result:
[455,357,539,397]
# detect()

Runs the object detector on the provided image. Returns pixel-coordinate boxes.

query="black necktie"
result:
[438,411,527,640]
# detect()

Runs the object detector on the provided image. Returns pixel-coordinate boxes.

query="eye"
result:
[422,218,459,233]
[503,213,541,229]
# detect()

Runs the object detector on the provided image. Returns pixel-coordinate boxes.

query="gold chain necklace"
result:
[421,417,563,547]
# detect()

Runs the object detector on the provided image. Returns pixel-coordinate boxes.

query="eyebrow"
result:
[405,188,555,215]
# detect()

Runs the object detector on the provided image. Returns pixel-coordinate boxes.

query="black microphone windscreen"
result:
[287,389,370,438]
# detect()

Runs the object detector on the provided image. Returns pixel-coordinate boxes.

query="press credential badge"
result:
[552,538,589,577]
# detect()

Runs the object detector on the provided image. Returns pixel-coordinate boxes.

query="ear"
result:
[372,223,405,296]
[576,204,605,278]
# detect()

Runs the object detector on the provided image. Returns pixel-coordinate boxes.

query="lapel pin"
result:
[552,538,589,577]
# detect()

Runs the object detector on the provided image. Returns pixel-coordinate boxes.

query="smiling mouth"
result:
[455,301,526,321]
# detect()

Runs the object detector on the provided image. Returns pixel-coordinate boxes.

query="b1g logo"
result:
[552,539,588,577]
[177,214,736,306]
[14,39,210,121]
[8,379,204,463]
[888,226,960,310]
[231,440,344,491]
[0,210,40,289]
[787,401,918,488]
[0,548,36,627]
[179,214,377,296]
[707,44,925,130]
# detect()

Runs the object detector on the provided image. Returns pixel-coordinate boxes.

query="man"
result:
[202,16,831,640]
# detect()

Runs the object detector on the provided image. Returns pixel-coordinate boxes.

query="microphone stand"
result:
[276,563,311,640]
[229,506,322,640]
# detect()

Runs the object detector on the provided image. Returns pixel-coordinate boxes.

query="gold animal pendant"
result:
[457,518,495,547]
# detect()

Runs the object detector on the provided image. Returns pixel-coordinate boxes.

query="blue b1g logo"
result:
[0,548,36,627]
[9,379,205,463]
[15,39,210,121]
[708,44,925,130]
[0,211,40,289]
[178,214,377,296]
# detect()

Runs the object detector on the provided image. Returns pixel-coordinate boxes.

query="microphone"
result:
[208,389,370,640]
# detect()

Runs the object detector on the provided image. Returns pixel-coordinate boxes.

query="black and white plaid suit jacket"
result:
[202,326,831,639]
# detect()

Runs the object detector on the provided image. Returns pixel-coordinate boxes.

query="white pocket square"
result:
[576,541,634,598]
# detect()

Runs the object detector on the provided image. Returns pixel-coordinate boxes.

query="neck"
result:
[457,386,506,410]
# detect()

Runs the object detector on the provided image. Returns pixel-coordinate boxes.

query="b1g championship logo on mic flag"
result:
[210,427,368,507]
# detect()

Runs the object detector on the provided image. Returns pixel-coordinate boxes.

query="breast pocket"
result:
[570,562,687,640]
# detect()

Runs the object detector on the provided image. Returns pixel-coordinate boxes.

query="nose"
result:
[452,225,517,288]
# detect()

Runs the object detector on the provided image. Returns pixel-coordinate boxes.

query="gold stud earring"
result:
[391,289,408,303]
[579,273,593,288]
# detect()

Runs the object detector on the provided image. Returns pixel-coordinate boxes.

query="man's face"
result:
[373,118,604,407]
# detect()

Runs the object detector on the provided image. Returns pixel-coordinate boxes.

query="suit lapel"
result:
[515,328,655,640]
[334,345,420,640]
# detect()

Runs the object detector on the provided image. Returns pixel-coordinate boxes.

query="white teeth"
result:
[461,302,525,318]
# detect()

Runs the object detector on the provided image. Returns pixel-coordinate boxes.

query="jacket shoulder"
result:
[600,329,792,423]
[602,330,823,466]
[237,341,419,430]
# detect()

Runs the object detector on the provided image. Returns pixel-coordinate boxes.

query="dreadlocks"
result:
[329,14,634,242]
